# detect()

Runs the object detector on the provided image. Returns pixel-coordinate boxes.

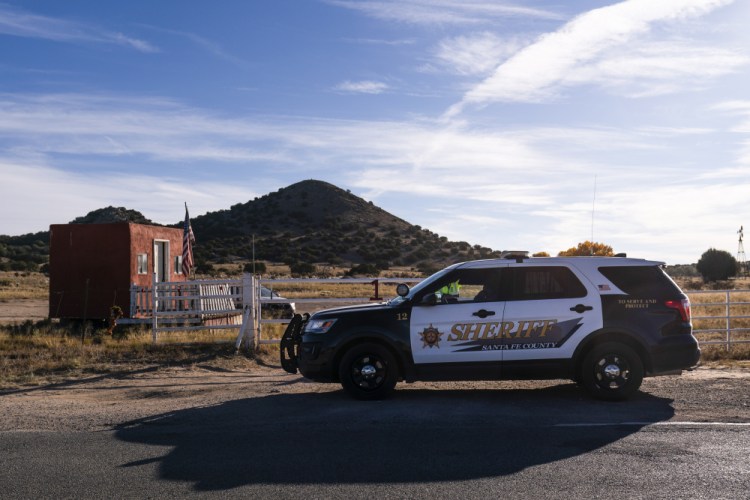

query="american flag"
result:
[182,204,195,277]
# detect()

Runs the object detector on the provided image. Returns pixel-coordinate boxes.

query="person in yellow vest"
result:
[437,280,461,303]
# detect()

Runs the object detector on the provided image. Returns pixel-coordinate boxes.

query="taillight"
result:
[665,298,691,322]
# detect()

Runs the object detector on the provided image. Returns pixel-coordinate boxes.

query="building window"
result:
[137,254,148,275]
[175,255,183,274]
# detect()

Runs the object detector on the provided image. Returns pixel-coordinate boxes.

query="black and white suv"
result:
[281,253,700,401]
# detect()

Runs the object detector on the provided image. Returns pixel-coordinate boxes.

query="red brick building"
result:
[49,222,186,320]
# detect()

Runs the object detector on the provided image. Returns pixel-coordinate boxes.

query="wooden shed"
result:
[49,222,187,321]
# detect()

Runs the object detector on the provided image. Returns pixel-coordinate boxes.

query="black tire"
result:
[581,342,644,401]
[338,342,398,400]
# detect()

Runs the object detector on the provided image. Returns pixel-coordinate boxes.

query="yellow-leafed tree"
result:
[558,241,614,257]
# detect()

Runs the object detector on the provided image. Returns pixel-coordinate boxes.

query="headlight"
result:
[304,318,337,334]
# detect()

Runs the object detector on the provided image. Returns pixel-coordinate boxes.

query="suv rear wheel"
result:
[338,343,398,400]
[581,342,644,401]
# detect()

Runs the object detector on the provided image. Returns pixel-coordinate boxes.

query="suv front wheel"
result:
[338,342,398,400]
[581,342,644,401]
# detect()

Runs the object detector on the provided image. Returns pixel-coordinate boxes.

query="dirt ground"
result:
[0,299,48,324]
[1,297,748,432]
[1,359,748,433]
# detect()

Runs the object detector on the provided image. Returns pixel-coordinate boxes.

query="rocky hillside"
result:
[0,180,501,273]
[0,206,155,272]
[191,180,498,271]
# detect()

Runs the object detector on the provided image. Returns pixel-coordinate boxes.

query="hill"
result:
[0,206,154,272]
[69,206,155,225]
[0,181,499,274]
[190,180,497,272]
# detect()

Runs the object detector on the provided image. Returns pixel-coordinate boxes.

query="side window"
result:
[427,268,509,304]
[511,266,586,300]
[598,266,682,298]
[136,254,148,275]
[174,255,183,275]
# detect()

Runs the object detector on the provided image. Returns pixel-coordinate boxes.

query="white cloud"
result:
[0,91,688,174]
[712,100,750,132]
[0,160,258,234]
[0,93,298,163]
[1,91,747,263]
[325,0,563,25]
[447,0,737,115]
[434,32,528,76]
[711,100,750,165]
[564,41,748,97]
[0,4,158,52]
[334,80,390,94]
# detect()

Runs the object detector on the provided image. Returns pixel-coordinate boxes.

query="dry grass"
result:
[266,281,394,299]
[699,344,750,363]
[0,322,261,389]
[0,271,48,301]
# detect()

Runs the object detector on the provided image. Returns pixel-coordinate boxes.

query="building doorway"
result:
[153,240,170,282]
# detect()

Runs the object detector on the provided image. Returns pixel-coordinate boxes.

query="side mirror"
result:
[396,283,410,297]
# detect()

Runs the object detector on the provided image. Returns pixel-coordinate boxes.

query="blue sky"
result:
[1,0,749,264]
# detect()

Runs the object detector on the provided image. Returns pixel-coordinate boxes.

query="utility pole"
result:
[738,226,747,277]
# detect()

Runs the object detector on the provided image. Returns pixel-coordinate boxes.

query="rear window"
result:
[598,266,683,297]
[511,266,587,300]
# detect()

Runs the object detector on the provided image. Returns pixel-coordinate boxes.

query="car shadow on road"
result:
[114,385,674,491]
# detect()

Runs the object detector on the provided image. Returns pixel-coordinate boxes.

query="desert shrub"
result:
[347,263,380,276]
[290,262,316,277]
[417,263,439,276]
[243,262,267,274]
[196,262,219,277]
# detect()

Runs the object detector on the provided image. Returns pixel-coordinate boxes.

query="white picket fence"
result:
[130,275,750,351]
[130,274,419,349]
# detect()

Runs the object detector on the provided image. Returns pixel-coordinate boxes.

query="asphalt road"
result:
[2,382,749,499]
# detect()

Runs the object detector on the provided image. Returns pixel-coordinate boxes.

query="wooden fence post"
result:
[235,273,254,351]
[252,274,260,352]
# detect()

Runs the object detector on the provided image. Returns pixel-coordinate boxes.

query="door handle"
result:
[570,304,594,313]
[472,309,496,319]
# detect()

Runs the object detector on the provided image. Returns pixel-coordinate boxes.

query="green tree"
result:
[696,248,737,282]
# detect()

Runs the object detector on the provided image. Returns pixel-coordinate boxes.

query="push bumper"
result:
[280,314,307,374]
[279,314,337,381]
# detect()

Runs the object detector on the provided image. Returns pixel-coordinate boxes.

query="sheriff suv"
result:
[280,253,700,401]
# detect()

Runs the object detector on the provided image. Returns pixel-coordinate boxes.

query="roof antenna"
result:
[590,175,597,255]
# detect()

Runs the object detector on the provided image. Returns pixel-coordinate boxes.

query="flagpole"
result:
[182,202,195,281]
[185,202,195,281]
